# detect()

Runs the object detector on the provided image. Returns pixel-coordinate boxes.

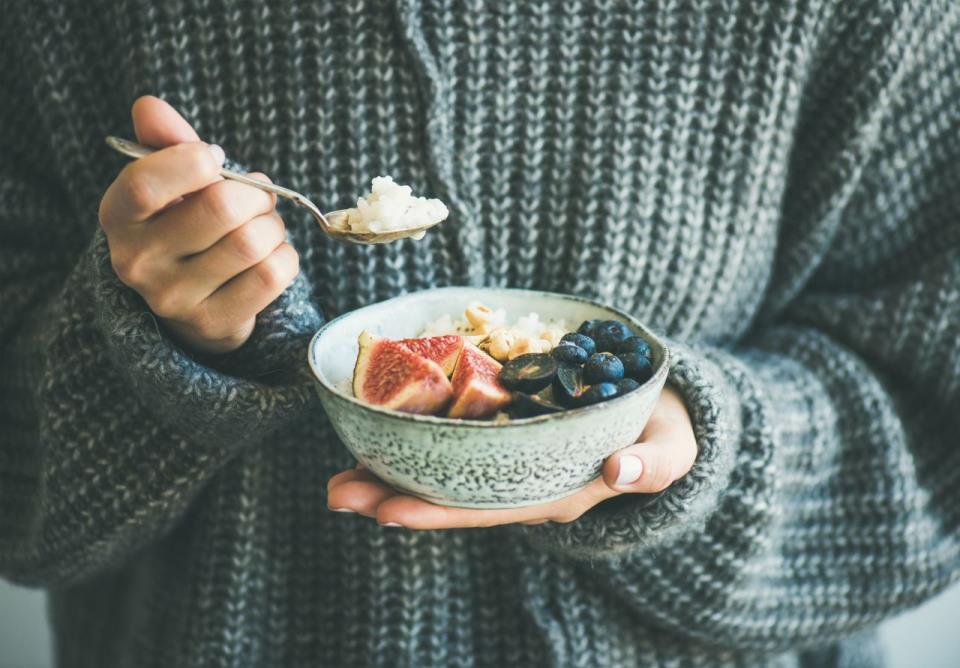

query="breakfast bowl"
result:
[307,287,670,508]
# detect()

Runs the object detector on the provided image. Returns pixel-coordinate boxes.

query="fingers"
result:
[199,242,299,335]
[100,141,225,226]
[602,388,698,494]
[327,468,399,517]
[372,477,618,529]
[132,95,201,146]
[327,467,378,490]
[146,175,277,256]
[180,212,286,295]
[374,495,537,529]
[322,387,700,531]
[158,241,297,354]
[99,97,298,356]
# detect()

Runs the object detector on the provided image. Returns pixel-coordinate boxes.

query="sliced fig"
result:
[447,343,512,419]
[498,353,558,394]
[397,335,465,376]
[353,331,453,414]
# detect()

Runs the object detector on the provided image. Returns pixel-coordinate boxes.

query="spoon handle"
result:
[104,136,432,245]
[105,135,310,203]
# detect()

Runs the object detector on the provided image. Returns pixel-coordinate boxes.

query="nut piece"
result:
[465,302,495,329]
[508,336,550,360]
[484,328,515,362]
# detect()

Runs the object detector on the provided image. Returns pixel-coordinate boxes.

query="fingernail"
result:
[208,143,226,166]
[381,522,403,528]
[329,506,355,513]
[615,455,644,486]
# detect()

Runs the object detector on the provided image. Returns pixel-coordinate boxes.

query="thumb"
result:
[601,386,699,494]
[132,95,200,148]
[601,438,695,494]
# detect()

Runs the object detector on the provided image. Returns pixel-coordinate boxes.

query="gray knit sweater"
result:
[1,1,958,666]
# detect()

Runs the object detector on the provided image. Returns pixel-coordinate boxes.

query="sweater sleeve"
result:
[516,0,960,651]
[0,129,322,588]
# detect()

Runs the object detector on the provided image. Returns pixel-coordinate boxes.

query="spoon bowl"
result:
[105,136,441,245]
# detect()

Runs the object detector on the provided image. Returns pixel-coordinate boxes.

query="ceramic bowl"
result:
[308,287,670,508]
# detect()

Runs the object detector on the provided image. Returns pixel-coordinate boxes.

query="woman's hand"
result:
[327,386,697,528]
[99,96,299,354]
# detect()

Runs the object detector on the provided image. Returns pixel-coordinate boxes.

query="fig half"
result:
[353,331,453,414]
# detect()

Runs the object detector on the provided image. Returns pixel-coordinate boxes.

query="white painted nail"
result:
[208,143,226,166]
[615,455,644,486]
[330,507,355,513]
[381,522,403,528]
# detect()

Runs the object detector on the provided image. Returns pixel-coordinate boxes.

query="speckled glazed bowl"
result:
[308,287,670,508]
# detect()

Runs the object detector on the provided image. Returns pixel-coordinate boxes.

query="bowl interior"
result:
[310,287,667,417]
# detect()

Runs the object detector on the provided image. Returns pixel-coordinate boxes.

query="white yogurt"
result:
[340,176,448,240]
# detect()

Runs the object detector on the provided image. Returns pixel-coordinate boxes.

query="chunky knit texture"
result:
[2,1,959,666]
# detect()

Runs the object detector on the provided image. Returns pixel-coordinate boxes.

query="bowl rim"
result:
[307,286,670,429]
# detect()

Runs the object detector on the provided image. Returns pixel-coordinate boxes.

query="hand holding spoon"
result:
[105,136,443,244]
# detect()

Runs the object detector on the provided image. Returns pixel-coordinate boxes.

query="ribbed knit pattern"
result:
[1,1,959,666]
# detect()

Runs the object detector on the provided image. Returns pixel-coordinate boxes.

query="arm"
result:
[0,98,321,587]
[328,0,960,651]
[515,0,960,649]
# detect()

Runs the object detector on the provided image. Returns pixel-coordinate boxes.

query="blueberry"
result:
[615,378,641,396]
[618,352,653,383]
[577,319,603,339]
[582,352,624,384]
[560,332,596,356]
[553,365,587,406]
[552,342,588,366]
[575,382,618,406]
[594,320,632,352]
[617,336,651,359]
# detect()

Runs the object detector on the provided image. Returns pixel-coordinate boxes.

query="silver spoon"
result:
[105,136,442,244]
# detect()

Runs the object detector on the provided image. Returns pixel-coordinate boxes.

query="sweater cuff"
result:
[515,339,740,560]
[87,230,322,448]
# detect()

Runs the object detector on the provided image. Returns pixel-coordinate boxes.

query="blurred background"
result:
[2,579,959,667]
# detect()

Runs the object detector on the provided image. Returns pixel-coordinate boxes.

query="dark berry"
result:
[499,353,558,394]
[577,319,603,339]
[582,352,624,384]
[553,365,587,405]
[618,352,653,383]
[615,378,641,396]
[617,336,651,359]
[509,391,565,418]
[552,342,588,366]
[594,320,632,352]
[575,382,618,406]
[560,332,596,356]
